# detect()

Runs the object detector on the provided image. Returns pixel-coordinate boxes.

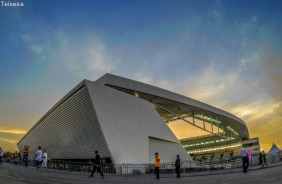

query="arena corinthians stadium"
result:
[18,74,254,165]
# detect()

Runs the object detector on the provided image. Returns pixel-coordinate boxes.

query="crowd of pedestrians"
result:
[241,145,268,173]
[153,152,182,180]
[34,146,48,171]
[0,144,275,181]
[1,145,183,180]
[259,150,267,168]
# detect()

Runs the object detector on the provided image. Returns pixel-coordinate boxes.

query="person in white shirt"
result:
[241,145,249,173]
[34,146,42,170]
[42,149,48,170]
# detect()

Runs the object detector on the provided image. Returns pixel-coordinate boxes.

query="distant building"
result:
[242,138,260,155]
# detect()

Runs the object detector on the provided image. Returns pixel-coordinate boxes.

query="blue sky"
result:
[1,0,282,151]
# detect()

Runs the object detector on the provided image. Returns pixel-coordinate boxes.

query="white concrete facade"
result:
[86,81,191,164]
[18,78,192,165]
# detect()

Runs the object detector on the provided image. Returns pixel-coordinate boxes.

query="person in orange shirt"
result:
[154,152,160,179]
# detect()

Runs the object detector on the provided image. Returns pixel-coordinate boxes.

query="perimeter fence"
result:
[5,153,282,176]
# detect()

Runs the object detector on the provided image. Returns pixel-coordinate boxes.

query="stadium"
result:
[18,73,255,165]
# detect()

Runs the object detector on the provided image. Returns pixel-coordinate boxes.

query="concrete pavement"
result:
[0,163,282,184]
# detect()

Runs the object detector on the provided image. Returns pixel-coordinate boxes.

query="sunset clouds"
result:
[1,0,281,151]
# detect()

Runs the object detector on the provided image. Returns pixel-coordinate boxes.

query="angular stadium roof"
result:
[96,73,249,141]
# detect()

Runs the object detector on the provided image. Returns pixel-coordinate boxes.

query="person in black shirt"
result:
[175,155,181,178]
[258,151,263,165]
[261,150,267,168]
[89,150,104,179]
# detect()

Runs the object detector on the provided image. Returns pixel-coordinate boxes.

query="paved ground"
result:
[0,163,282,184]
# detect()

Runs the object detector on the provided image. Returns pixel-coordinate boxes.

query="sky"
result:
[0,0,282,152]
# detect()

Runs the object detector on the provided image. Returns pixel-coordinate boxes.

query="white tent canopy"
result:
[267,143,282,155]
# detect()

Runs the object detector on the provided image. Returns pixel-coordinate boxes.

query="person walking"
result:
[262,150,267,168]
[88,150,104,179]
[248,149,252,165]
[241,145,249,173]
[154,152,160,179]
[0,147,3,164]
[230,150,234,160]
[23,152,28,167]
[34,146,42,170]
[41,149,48,171]
[175,155,181,178]
[258,151,263,166]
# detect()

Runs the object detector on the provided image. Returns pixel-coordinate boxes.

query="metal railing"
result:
[4,153,282,176]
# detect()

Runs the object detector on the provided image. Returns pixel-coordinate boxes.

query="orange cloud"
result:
[0,129,27,135]
[0,137,18,143]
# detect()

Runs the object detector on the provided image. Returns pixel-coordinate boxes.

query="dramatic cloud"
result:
[0,137,18,144]
[53,32,116,79]
[132,45,282,151]
[0,132,25,151]
[259,48,282,94]
[1,0,282,152]
[134,63,243,106]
